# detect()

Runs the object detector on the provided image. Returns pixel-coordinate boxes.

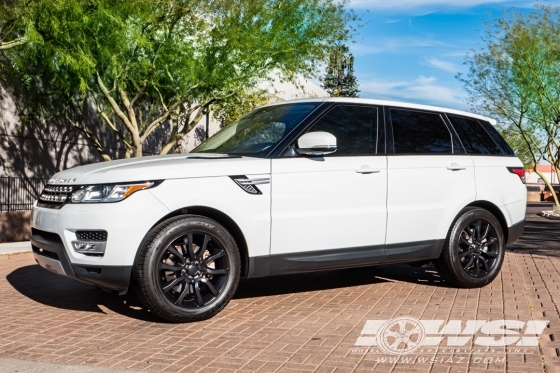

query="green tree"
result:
[321,44,359,97]
[459,5,560,207]
[2,0,354,160]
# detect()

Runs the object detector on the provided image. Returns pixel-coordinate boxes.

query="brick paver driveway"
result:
[0,211,559,373]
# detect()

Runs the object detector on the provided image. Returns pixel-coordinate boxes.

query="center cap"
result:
[186,264,198,276]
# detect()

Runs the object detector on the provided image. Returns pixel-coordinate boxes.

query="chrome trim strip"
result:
[237,178,270,186]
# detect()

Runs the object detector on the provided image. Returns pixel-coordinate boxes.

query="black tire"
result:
[133,215,241,322]
[434,207,505,288]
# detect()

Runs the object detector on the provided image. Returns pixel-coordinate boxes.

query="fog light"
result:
[73,242,96,251]
[71,240,107,255]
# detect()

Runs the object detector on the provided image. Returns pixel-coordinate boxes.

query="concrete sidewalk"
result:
[0,241,31,255]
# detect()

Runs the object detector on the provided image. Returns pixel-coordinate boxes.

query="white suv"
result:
[31,98,526,322]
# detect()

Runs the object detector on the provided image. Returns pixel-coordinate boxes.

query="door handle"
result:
[446,163,467,171]
[356,166,381,174]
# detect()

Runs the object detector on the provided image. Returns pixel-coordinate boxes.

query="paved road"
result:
[0,209,559,373]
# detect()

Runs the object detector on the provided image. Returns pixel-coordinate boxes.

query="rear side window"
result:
[478,120,515,156]
[390,109,452,154]
[447,115,503,155]
[308,105,377,156]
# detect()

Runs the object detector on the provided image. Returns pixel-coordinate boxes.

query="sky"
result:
[345,0,557,111]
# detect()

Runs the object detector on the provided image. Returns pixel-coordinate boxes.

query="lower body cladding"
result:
[31,229,131,292]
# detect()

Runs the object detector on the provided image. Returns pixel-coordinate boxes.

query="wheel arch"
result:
[465,200,509,243]
[143,206,250,277]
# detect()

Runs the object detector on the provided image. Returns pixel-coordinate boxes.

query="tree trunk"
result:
[535,168,560,206]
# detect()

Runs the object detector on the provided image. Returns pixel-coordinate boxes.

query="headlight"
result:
[69,181,159,203]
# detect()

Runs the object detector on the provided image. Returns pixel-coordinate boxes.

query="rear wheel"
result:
[134,215,240,322]
[435,207,505,288]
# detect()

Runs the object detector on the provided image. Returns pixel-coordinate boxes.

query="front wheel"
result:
[435,207,505,288]
[134,215,240,322]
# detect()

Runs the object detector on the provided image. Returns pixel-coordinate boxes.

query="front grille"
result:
[38,185,77,209]
[76,230,107,242]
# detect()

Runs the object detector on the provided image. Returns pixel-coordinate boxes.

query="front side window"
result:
[306,105,378,156]
[192,103,319,157]
[390,109,452,154]
[447,115,503,155]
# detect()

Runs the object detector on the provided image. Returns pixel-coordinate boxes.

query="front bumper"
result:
[32,229,132,291]
[30,189,170,291]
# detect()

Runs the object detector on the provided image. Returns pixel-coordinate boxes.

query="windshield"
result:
[192,103,320,157]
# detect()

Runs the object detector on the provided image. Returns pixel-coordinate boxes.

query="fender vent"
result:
[230,176,270,195]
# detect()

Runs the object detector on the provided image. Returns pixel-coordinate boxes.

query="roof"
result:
[264,97,497,125]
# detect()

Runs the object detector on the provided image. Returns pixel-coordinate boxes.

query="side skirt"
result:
[247,239,444,278]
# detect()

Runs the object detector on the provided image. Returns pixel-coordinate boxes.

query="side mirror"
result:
[295,131,337,156]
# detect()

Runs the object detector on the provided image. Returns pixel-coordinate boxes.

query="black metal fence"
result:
[0,177,49,213]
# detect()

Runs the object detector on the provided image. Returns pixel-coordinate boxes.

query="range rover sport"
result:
[31,98,526,322]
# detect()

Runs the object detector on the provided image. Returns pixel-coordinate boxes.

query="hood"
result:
[48,154,270,185]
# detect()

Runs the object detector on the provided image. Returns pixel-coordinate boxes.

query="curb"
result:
[0,241,31,255]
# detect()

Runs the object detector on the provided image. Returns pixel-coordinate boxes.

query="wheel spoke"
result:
[480,223,490,240]
[193,279,204,307]
[166,246,185,264]
[459,249,473,258]
[460,235,471,246]
[474,221,482,240]
[201,278,219,297]
[159,263,183,272]
[162,276,184,293]
[480,250,497,258]
[485,237,498,246]
[463,255,475,270]
[198,234,211,260]
[202,249,225,266]
[475,257,480,276]
[205,267,228,276]
[479,255,489,273]
[175,279,190,305]
[184,234,196,260]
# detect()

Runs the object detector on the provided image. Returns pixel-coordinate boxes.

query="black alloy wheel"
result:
[435,207,505,288]
[457,219,499,278]
[158,232,229,308]
[134,215,240,322]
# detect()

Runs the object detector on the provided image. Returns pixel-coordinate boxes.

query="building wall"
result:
[525,165,559,186]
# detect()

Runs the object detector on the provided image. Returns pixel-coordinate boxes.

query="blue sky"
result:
[346,0,556,111]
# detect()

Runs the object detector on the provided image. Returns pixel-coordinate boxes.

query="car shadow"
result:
[234,264,448,299]
[7,263,449,321]
[6,264,164,323]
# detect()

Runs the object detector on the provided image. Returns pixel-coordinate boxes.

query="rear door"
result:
[446,115,526,226]
[385,107,476,262]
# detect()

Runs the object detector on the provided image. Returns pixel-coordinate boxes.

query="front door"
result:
[270,104,387,274]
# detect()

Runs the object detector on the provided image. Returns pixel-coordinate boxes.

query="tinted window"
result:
[390,109,452,154]
[307,105,377,156]
[478,120,515,156]
[447,115,503,155]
